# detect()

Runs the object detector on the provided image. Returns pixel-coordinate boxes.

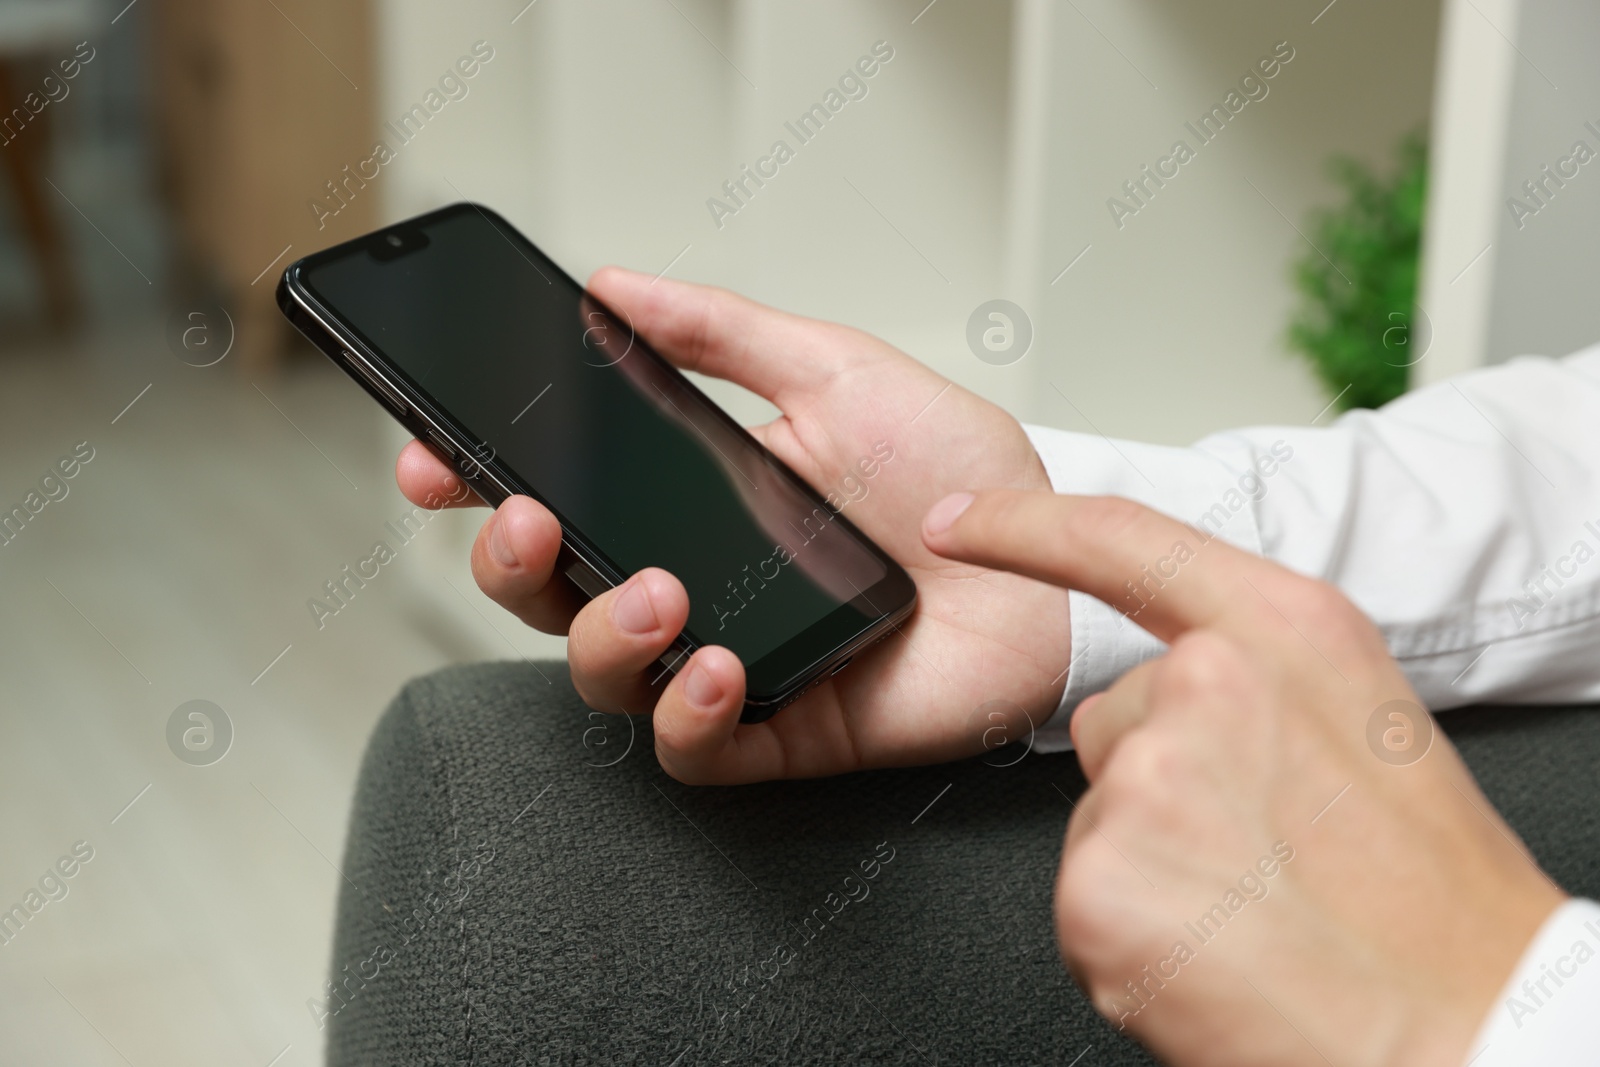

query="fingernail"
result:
[612,578,659,635]
[685,662,723,709]
[487,512,518,568]
[924,492,975,535]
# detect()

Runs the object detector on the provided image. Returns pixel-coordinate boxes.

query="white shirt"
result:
[1470,899,1600,1067]
[1022,340,1600,1064]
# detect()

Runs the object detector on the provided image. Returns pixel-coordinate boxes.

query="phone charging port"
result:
[830,656,853,676]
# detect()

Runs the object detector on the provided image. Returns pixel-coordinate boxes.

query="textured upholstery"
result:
[324,662,1600,1066]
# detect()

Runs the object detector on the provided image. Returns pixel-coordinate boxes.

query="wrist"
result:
[1389,887,1568,1067]
[1386,1001,1486,1067]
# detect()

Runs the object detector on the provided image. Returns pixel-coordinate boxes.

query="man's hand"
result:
[397,267,1071,783]
[922,489,1566,1067]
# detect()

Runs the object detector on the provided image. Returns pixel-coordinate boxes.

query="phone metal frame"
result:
[276,203,916,722]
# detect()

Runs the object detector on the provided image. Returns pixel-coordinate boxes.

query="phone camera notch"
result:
[369,227,431,261]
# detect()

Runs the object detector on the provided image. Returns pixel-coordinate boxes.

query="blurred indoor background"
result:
[1,0,1595,1063]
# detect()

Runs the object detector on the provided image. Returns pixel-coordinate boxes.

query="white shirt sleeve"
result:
[1464,898,1600,1066]
[1024,341,1600,752]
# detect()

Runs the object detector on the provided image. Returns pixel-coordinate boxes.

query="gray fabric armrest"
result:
[324,661,1600,1066]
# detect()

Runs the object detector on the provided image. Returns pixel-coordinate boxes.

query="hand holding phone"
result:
[394,263,1076,784]
[284,206,919,719]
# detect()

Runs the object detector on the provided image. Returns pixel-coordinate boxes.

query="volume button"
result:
[345,351,408,414]
[425,429,458,459]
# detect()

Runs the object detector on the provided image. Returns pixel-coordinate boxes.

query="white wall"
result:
[375,0,1442,447]
[1023,0,1441,442]
[1415,0,1520,385]
[1482,0,1600,365]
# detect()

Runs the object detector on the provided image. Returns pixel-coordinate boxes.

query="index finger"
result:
[920,490,1284,646]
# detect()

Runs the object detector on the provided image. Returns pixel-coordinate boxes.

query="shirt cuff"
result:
[1465,898,1600,1067]
[1021,423,1273,752]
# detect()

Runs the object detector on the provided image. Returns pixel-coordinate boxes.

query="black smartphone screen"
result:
[289,204,910,697]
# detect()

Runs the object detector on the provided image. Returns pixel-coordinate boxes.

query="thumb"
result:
[586,266,840,409]
[920,490,1274,646]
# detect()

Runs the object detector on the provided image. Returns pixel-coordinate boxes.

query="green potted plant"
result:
[1288,133,1427,412]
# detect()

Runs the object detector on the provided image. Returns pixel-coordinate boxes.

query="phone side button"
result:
[654,649,689,677]
[563,559,612,600]
[425,429,458,460]
[345,352,409,415]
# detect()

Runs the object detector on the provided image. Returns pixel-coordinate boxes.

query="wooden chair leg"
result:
[0,57,81,330]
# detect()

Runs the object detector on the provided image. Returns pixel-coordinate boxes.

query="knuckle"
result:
[469,554,515,605]
[564,604,618,676]
[651,715,680,756]
[697,285,751,353]
[1054,842,1118,944]
[821,322,877,363]
[570,670,603,712]
[653,738,709,785]
[1055,840,1113,917]
[1054,841,1143,980]
[1153,631,1243,703]
[1274,577,1375,649]
[1096,729,1189,813]
[679,292,717,365]
[1077,496,1150,545]
[569,591,617,643]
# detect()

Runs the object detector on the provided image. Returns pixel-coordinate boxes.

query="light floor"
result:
[0,326,562,1067]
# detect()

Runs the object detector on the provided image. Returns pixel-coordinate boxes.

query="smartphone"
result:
[277,203,916,722]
